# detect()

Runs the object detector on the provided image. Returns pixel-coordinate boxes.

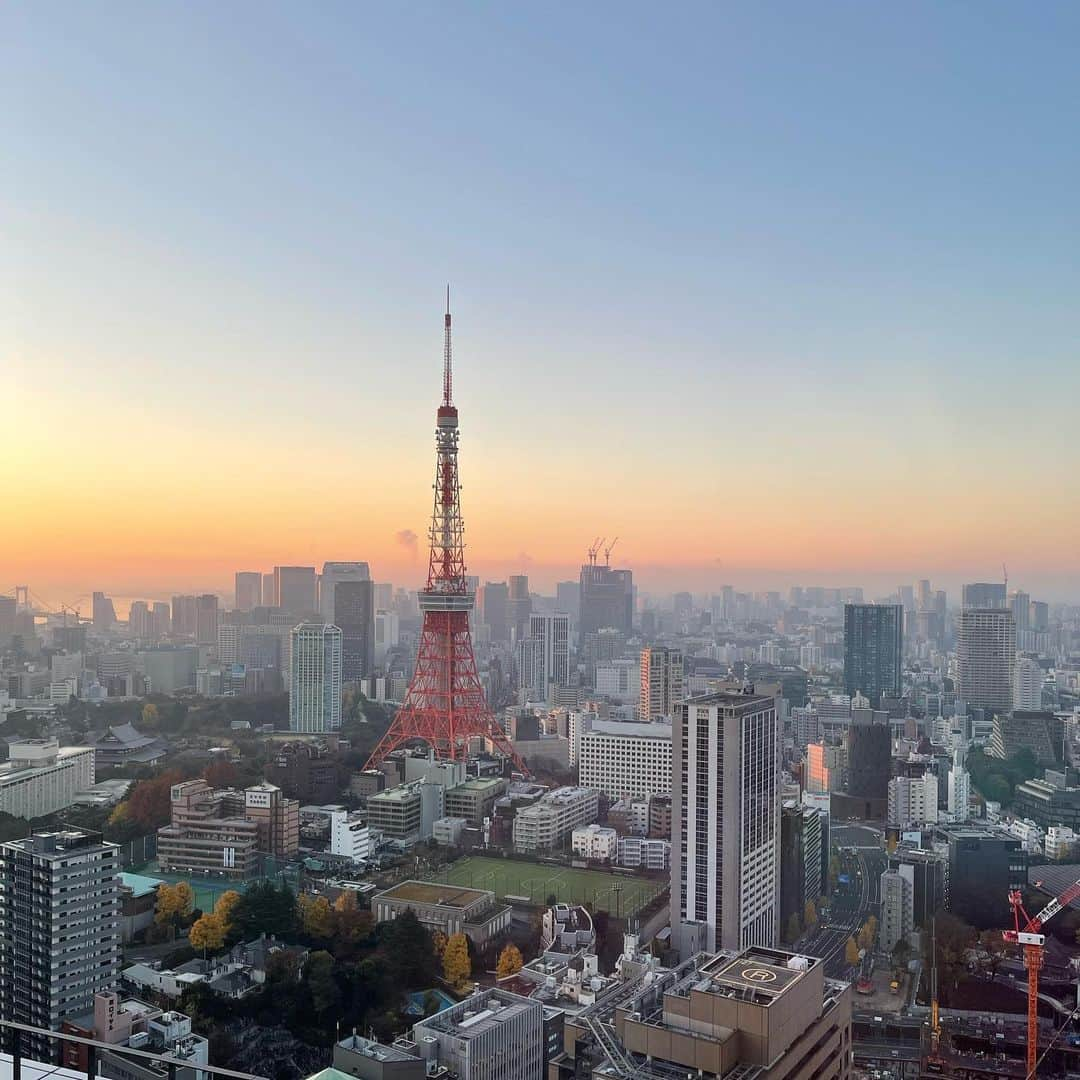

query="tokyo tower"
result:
[364,296,528,776]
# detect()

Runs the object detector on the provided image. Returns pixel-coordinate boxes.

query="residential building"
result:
[879,864,914,951]
[1014,656,1044,710]
[411,987,543,1080]
[639,645,684,720]
[0,739,95,818]
[0,830,122,1062]
[372,881,511,947]
[956,608,1016,714]
[170,595,197,637]
[947,747,970,822]
[887,773,939,829]
[843,603,902,706]
[571,823,617,861]
[512,787,599,853]
[577,718,673,800]
[553,946,851,1080]
[234,571,262,612]
[648,793,672,838]
[671,691,780,956]
[1045,825,1078,861]
[290,623,343,732]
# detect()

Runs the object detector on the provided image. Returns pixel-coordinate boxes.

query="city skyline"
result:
[6,5,1080,602]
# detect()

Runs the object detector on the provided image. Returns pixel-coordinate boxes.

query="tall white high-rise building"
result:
[517,612,570,700]
[640,646,684,720]
[1014,656,1044,711]
[671,691,780,956]
[887,773,939,829]
[956,608,1016,714]
[289,623,343,732]
[948,747,971,822]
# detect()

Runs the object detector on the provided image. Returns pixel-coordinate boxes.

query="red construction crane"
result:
[1003,876,1080,1077]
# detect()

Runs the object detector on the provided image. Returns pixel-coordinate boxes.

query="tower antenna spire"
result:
[443,284,453,407]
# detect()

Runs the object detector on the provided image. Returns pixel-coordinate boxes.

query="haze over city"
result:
[6,3,1080,604]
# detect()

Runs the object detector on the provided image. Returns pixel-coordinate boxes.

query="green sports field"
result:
[435,855,665,917]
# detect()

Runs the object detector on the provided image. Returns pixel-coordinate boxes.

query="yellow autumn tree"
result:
[442,932,471,989]
[299,894,334,939]
[496,944,523,978]
[214,890,241,934]
[845,936,860,966]
[155,882,195,929]
[141,703,161,729]
[190,912,226,953]
[107,801,130,828]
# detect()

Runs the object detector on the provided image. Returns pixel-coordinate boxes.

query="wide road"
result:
[799,820,888,979]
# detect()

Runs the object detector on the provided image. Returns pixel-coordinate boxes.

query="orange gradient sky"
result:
[5,6,1080,606]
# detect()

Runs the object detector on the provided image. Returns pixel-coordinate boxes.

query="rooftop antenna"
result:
[443,284,453,407]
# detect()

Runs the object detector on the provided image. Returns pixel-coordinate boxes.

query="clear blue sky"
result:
[5,3,1079,600]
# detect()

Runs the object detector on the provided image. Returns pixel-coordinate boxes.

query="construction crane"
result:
[587,537,605,566]
[603,536,619,566]
[1003,876,1080,1077]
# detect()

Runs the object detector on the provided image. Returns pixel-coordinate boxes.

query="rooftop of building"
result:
[685,689,774,708]
[120,872,166,898]
[368,782,423,802]
[376,879,491,908]
[415,989,537,1040]
[447,776,505,793]
[2,829,112,856]
[0,744,92,780]
[692,948,818,1005]
[335,1035,416,1063]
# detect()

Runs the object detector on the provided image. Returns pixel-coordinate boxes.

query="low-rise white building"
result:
[0,739,95,818]
[512,786,599,853]
[1046,825,1078,861]
[328,808,370,862]
[571,823,617,862]
[616,835,670,870]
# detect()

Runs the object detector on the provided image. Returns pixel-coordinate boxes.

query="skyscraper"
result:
[319,561,371,622]
[92,591,117,630]
[334,579,375,681]
[194,594,220,645]
[289,623,343,732]
[478,581,509,642]
[0,830,121,1062]
[274,566,318,616]
[171,594,197,637]
[1009,589,1031,635]
[555,580,580,625]
[956,608,1016,714]
[517,612,570,699]
[671,690,780,955]
[843,603,902,706]
[0,595,15,648]
[507,574,532,643]
[639,645,684,720]
[579,559,633,637]
[962,582,1007,609]
[235,571,262,611]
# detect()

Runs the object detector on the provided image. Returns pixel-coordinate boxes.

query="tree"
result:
[378,910,438,988]
[299,894,334,940]
[214,889,242,932]
[431,930,448,959]
[127,770,184,831]
[141,703,161,730]
[845,936,860,967]
[978,928,1007,980]
[304,950,341,1015]
[231,880,298,941]
[496,944,524,978]
[442,932,471,989]
[858,915,878,951]
[204,760,239,789]
[804,900,818,929]
[155,882,195,933]
[190,913,227,953]
[332,890,371,950]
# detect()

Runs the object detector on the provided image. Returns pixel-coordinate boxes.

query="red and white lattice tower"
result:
[364,296,528,775]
